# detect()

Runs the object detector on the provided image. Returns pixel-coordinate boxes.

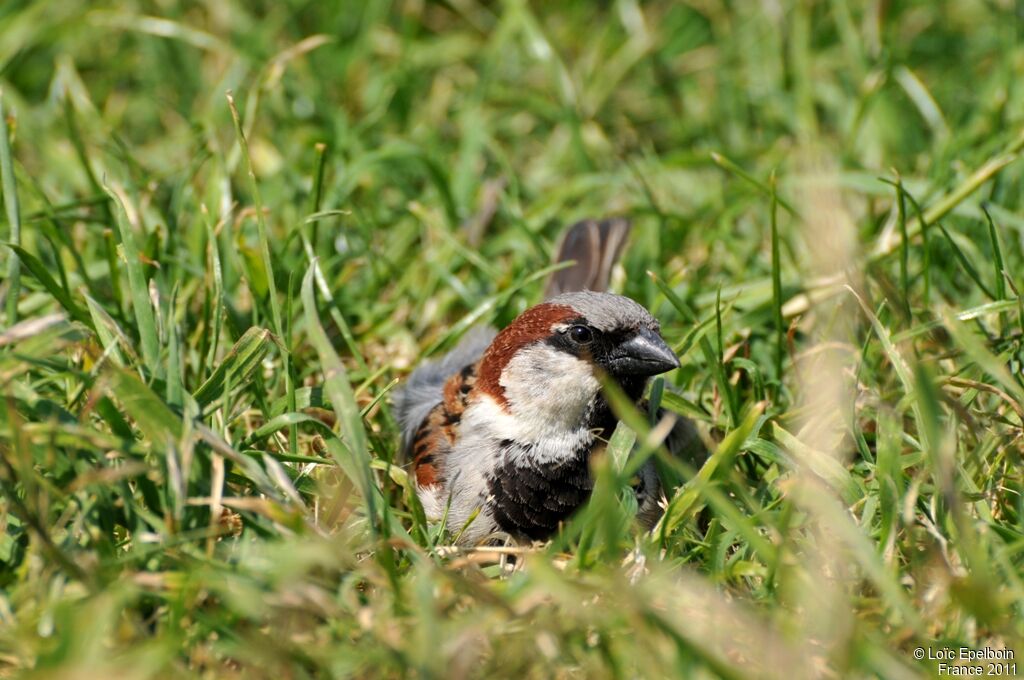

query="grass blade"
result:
[193,326,277,409]
[0,93,21,325]
[769,170,784,385]
[2,243,92,328]
[657,404,764,540]
[711,152,798,216]
[934,221,996,300]
[301,260,378,533]
[982,204,1007,328]
[104,183,161,376]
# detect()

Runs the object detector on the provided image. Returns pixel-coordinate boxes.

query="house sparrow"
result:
[395,219,698,545]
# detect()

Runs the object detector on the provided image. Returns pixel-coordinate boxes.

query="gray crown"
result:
[548,291,659,333]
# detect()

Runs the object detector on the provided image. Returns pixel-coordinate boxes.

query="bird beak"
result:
[607,327,680,377]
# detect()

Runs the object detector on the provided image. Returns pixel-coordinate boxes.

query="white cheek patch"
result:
[499,344,600,436]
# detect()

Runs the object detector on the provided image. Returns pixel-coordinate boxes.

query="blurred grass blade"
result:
[2,243,92,328]
[934,221,996,300]
[870,126,1024,260]
[982,205,1007,323]
[268,386,326,416]
[769,171,784,383]
[772,423,859,503]
[893,66,949,140]
[659,391,709,421]
[658,404,763,536]
[244,412,332,445]
[0,312,64,346]
[711,152,797,216]
[0,93,21,325]
[943,311,1024,406]
[104,364,281,497]
[227,91,296,454]
[892,176,910,313]
[85,294,131,365]
[193,326,276,409]
[262,453,304,507]
[166,286,182,408]
[226,92,282,336]
[891,299,1018,343]
[606,420,638,474]
[103,365,182,447]
[104,183,161,376]
[90,11,232,53]
[648,270,697,322]
[200,204,225,381]
[792,482,926,632]
[309,142,327,250]
[301,260,378,531]
[847,286,929,451]
[422,261,572,357]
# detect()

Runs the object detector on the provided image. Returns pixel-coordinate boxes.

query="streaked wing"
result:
[394,326,496,460]
[411,361,479,488]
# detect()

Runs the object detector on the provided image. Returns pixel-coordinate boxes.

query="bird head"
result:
[475,291,678,435]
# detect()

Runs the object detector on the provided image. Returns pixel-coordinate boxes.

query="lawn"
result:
[1,0,1023,677]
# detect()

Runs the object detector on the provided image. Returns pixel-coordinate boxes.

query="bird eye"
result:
[568,325,593,344]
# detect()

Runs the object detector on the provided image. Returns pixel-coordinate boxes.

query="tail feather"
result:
[545,218,632,298]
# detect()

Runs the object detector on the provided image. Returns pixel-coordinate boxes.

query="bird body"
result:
[395,219,697,545]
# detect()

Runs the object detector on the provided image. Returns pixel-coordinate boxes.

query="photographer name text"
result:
[913,647,1016,676]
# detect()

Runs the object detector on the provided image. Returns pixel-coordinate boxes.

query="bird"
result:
[394,218,700,545]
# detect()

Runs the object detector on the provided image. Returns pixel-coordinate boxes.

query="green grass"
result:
[1,0,1023,677]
